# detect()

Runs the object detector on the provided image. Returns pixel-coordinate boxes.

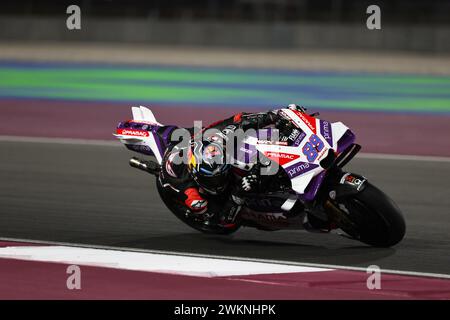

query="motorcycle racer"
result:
[159,109,286,225]
[117,104,406,247]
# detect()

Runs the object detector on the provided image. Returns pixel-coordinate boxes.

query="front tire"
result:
[337,182,406,247]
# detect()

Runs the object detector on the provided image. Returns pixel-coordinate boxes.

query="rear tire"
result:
[337,182,406,247]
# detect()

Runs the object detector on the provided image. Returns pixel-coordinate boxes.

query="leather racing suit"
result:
[158,110,283,225]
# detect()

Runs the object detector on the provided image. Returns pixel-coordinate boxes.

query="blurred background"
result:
[1,2,450,285]
[0,0,450,284]
[0,0,449,155]
[2,0,450,51]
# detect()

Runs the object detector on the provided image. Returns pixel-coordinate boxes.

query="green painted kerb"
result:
[0,63,449,113]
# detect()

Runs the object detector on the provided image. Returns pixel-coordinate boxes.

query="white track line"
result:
[1,135,450,162]
[0,245,331,277]
[1,237,449,280]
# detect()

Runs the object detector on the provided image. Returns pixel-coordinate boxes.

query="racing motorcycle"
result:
[114,105,406,247]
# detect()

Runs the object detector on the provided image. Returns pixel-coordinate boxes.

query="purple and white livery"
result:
[114,105,405,248]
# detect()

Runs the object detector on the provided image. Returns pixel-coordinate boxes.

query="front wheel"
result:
[334,182,406,247]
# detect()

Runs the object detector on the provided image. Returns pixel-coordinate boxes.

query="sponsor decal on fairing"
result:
[340,173,367,191]
[288,129,301,142]
[320,120,333,147]
[284,161,319,179]
[116,128,149,137]
[257,140,288,146]
[292,110,317,134]
[293,131,306,147]
[263,151,300,165]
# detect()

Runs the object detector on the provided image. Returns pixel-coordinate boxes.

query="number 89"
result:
[302,134,324,162]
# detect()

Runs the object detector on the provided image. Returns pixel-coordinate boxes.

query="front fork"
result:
[312,167,367,232]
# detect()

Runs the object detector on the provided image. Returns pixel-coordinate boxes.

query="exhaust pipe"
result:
[129,157,160,175]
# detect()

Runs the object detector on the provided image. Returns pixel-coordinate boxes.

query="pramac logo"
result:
[263,151,299,165]
[117,129,149,137]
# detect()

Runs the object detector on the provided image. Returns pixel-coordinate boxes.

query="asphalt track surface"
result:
[0,140,449,276]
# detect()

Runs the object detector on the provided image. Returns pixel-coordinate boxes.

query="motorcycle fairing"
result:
[115,106,355,201]
[113,106,167,164]
[252,108,353,199]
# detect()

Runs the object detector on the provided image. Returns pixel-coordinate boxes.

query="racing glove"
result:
[240,174,258,192]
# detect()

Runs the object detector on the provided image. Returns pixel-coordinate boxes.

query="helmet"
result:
[188,140,230,194]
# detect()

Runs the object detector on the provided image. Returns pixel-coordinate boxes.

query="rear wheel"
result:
[336,182,406,247]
